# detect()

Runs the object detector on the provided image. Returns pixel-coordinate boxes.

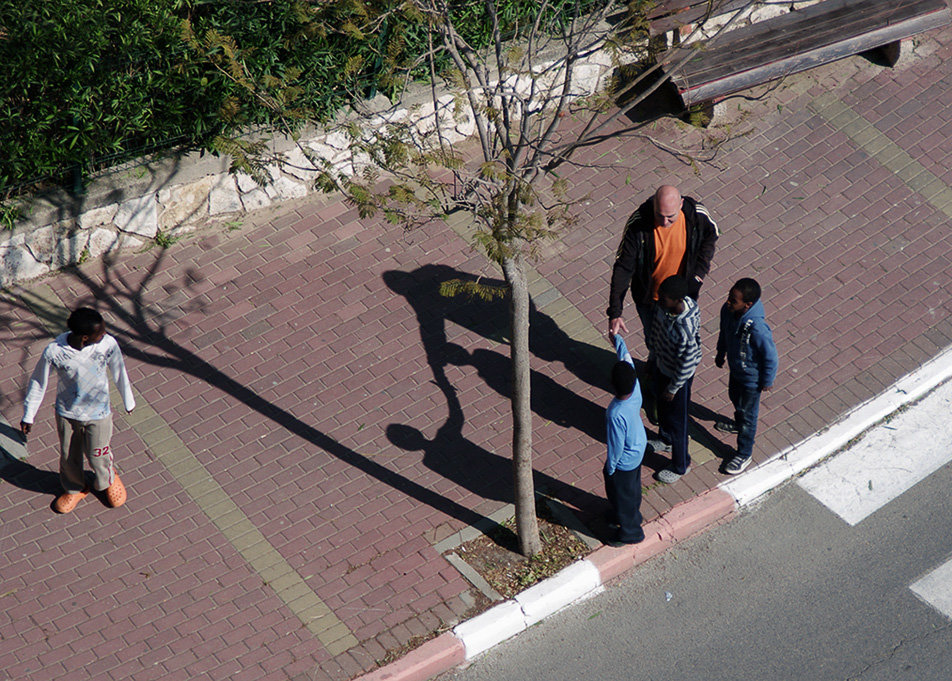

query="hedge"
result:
[0,0,633,201]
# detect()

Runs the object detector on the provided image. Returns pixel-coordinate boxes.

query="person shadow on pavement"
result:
[384,266,671,473]
[383,265,635,531]
[688,401,737,462]
[383,265,610,442]
[387,341,606,517]
[0,422,60,497]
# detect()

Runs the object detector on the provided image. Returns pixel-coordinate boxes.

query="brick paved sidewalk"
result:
[2,25,952,681]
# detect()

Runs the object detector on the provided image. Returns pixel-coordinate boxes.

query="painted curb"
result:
[453,599,526,660]
[360,345,952,681]
[354,632,465,681]
[721,344,952,507]
[514,559,602,626]
[360,490,737,679]
[657,488,736,542]
[585,522,670,583]
[451,560,604,659]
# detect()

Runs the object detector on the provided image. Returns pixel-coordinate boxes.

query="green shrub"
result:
[0,0,637,202]
[0,1,210,193]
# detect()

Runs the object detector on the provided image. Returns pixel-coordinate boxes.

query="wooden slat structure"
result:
[647,0,751,36]
[657,0,951,108]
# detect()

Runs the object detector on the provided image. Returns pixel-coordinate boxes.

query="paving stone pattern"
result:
[2,25,952,681]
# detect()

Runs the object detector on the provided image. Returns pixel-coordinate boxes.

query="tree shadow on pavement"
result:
[1,247,515,534]
[383,265,613,525]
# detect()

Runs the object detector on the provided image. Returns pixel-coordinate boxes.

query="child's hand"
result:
[19,421,31,440]
[715,355,725,368]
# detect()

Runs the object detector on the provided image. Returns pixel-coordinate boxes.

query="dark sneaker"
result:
[724,455,751,475]
[714,420,739,434]
[606,532,645,547]
[655,466,689,484]
[647,438,672,453]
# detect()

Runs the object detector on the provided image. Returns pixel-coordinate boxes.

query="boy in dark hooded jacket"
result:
[715,278,778,475]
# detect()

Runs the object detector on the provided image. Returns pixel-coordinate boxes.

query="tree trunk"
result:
[502,254,542,556]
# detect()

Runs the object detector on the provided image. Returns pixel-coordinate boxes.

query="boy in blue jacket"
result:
[604,333,647,545]
[715,278,778,475]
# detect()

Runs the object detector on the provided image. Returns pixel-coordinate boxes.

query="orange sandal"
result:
[53,489,89,514]
[104,475,126,508]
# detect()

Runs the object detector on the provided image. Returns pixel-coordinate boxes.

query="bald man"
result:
[607,185,719,345]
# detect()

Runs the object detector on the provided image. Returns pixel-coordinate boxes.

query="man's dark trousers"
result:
[654,370,693,475]
[603,465,644,543]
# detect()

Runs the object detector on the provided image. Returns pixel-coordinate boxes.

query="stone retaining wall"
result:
[2,1,795,288]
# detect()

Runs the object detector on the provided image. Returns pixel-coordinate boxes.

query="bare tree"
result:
[316,0,670,556]
[190,0,737,555]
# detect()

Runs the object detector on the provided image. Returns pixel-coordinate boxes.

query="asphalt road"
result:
[439,456,952,681]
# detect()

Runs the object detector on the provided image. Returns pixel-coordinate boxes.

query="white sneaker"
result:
[724,456,751,475]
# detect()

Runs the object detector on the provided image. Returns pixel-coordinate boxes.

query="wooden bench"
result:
[646,0,752,41]
[647,0,952,114]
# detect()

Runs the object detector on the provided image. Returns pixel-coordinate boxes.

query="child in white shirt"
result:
[21,307,135,513]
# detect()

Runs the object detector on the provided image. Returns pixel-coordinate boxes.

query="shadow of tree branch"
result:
[1,247,499,532]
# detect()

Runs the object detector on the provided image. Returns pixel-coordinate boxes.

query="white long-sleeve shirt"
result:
[22,332,136,424]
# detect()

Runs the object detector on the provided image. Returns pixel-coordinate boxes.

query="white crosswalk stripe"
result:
[910,556,952,620]
[795,380,952,621]
[797,380,952,526]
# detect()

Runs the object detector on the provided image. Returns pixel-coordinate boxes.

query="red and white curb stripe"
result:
[354,489,735,681]
[357,344,952,681]
[720,345,952,508]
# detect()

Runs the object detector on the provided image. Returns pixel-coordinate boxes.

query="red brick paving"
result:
[3,25,952,681]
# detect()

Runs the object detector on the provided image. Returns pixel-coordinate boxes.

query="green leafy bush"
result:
[0,0,630,201]
[1,1,208,194]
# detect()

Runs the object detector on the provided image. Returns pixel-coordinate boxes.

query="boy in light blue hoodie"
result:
[604,333,647,545]
[715,278,778,475]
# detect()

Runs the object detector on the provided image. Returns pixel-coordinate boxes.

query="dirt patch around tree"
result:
[372,500,601,672]
[448,499,593,600]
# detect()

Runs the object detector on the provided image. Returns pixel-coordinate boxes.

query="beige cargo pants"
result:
[55,413,115,493]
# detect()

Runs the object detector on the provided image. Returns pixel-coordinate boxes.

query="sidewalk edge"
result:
[353,489,736,681]
[721,343,952,507]
[353,344,952,681]
[355,632,465,681]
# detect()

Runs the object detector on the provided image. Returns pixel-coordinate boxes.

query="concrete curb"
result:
[585,488,735,583]
[352,489,735,681]
[356,633,465,681]
[355,345,952,681]
[656,488,736,543]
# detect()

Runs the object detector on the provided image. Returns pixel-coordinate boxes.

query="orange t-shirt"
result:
[650,211,687,301]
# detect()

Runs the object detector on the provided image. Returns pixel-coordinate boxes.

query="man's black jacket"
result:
[607,195,719,319]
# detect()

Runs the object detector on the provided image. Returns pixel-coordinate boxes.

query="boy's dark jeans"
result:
[728,376,761,460]
[653,368,693,475]
[604,465,645,543]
